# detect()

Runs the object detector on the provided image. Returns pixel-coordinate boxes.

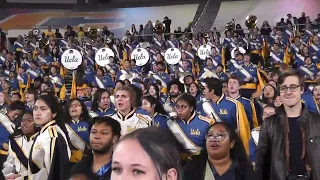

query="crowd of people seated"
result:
[0,12,319,180]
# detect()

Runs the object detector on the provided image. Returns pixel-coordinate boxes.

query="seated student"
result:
[2,112,38,179]
[70,116,121,180]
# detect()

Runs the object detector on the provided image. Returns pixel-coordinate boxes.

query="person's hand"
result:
[2,143,9,150]
[5,174,21,180]
[244,78,250,82]
[310,75,315,80]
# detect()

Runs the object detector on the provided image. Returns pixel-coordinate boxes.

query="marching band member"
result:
[65,98,90,163]
[289,36,303,55]
[111,86,152,135]
[0,89,7,113]
[130,59,141,73]
[249,105,275,165]
[164,79,184,113]
[167,93,215,162]
[166,34,179,48]
[216,64,228,82]
[269,43,284,67]
[188,82,202,112]
[0,101,25,170]
[228,75,259,129]
[236,53,262,98]
[17,67,28,93]
[13,35,24,59]
[27,60,44,85]
[24,88,37,112]
[37,49,53,73]
[2,112,38,179]
[310,35,320,63]
[150,62,170,92]
[201,77,250,154]
[229,53,244,75]
[148,83,167,104]
[299,56,318,90]
[29,95,71,179]
[49,66,64,96]
[92,68,114,89]
[90,89,115,117]
[141,95,169,129]
[294,46,310,68]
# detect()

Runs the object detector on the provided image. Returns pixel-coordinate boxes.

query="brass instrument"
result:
[245,15,258,29]
[225,19,235,31]
[154,20,166,35]
[87,27,100,39]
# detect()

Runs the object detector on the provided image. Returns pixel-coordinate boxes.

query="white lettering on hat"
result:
[197,45,211,60]
[61,49,82,70]
[164,48,181,65]
[131,48,149,66]
[95,48,115,67]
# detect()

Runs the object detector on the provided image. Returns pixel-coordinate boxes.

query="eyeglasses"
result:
[205,132,227,142]
[175,104,188,110]
[279,84,300,93]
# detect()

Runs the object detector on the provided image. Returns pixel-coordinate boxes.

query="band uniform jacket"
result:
[111,109,152,135]
[28,120,71,180]
[256,105,320,180]
[2,135,36,179]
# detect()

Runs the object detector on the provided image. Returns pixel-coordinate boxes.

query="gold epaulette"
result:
[48,126,58,138]
[136,113,152,125]
[198,115,214,124]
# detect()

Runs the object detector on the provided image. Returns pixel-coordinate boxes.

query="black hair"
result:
[91,89,110,112]
[11,93,22,100]
[261,84,277,104]
[65,98,90,122]
[36,95,71,144]
[128,84,143,108]
[142,96,168,116]
[148,83,161,99]
[168,79,184,94]
[90,116,121,138]
[206,122,248,162]
[8,100,25,112]
[204,77,223,96]
[176,93,197,110]
[119,128,182,180]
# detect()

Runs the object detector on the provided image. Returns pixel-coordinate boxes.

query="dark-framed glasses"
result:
[279,84,300,93]
[205,132,227,142]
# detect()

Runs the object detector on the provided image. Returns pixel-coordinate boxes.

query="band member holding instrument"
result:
[27,60,44,85]
[2,112,38,179]
[201,77,250,154]
[299,56,318,91]
[229,53,244,75]
[167,93,215,162]
[111,86,152,135]
[269,43,284,67]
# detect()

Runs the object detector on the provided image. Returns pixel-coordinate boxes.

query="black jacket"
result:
[183,151,257,180]
[256,105,320,180]
[70,152,111,180]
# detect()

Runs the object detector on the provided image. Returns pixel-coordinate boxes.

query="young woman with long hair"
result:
[29,94,71,179]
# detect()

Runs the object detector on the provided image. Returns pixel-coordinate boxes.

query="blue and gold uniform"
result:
[233,95,259,130]
[27,67,44,83]
[217,72,228,82]
[0,113,15,155]
[201,94,250,154]
[229,59,244,75]
[92,75,114,89]
[167,112,214,160]
[249,126,260,163]
[153,113,169,130]
[66,119,90,163]
[94,108,116,117]
[269,48,284,66]
[299,63,318,82]
[302,93,320,114]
